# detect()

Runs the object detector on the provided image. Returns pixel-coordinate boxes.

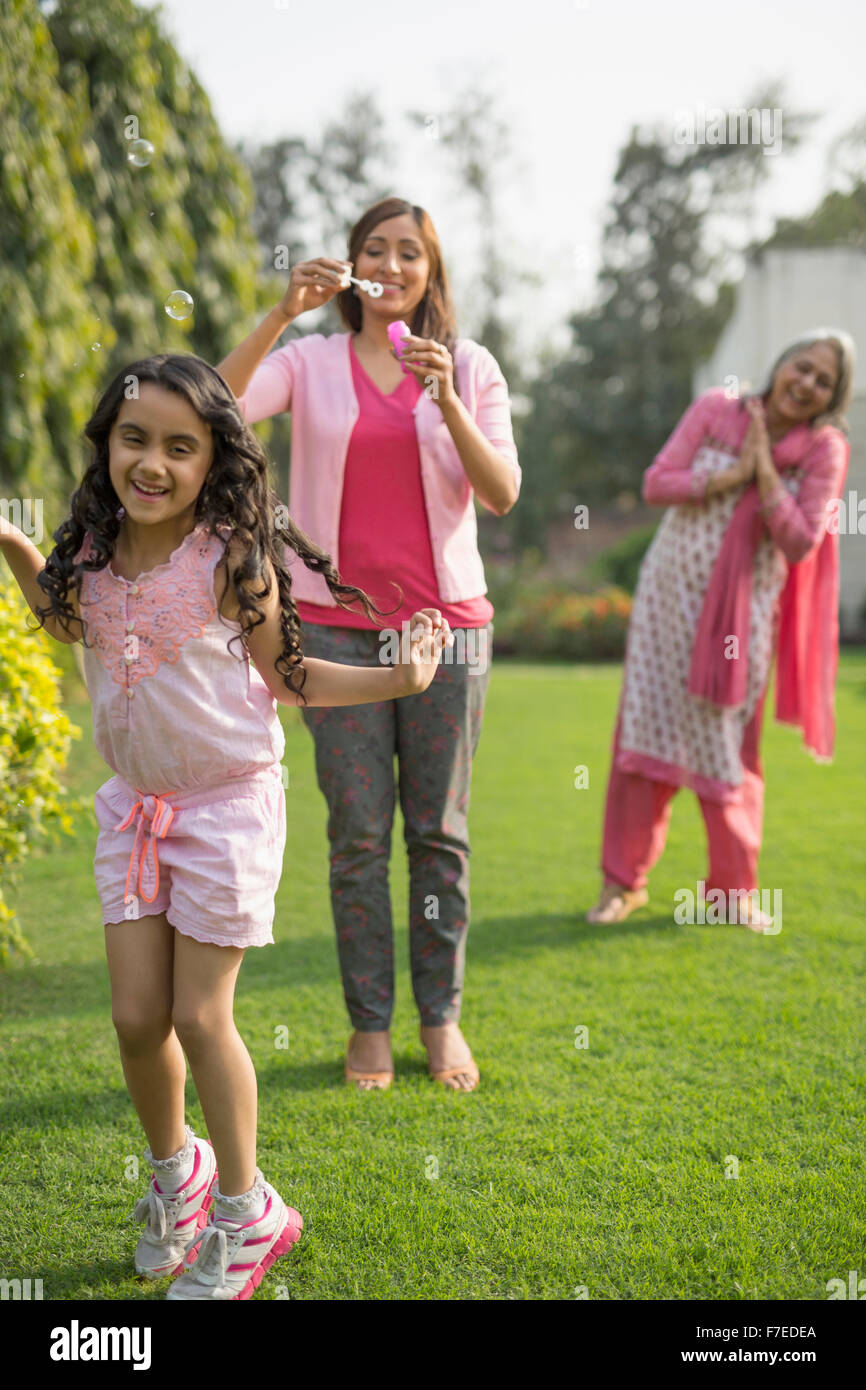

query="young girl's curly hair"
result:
[34,353,392,704]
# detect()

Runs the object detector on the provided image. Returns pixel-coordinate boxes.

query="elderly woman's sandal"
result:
[585,883,649,923]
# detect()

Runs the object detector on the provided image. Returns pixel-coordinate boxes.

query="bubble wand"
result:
[341,274,384,298]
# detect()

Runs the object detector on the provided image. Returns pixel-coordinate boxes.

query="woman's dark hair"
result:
[34,353,389,704]
[335,196,462,399]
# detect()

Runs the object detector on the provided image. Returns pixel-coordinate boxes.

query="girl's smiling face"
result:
[108,383,213,524]
[353,213,430,321]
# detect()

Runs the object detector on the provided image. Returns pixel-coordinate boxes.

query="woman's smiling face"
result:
[767,342,840,425]
[353,214,430,321]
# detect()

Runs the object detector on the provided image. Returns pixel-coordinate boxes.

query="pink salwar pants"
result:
[601,692,766,895]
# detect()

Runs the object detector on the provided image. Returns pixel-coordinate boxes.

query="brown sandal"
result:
[420,1025,479,1091]
[344,1032,393,1091]
[429,1060,480,1091]
[585,882,649,923]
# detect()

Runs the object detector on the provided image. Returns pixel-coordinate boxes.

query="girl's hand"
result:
[393,609,454,696]
[394,335,457,406]
[279,257,353,321]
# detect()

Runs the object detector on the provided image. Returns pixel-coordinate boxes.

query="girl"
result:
[586,330,854,929]
[0,352,452,1300]
[217,197,520,1092]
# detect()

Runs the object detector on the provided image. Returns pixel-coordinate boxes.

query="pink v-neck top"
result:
[236,331,520,609]
[73,523,285,794]
[296,337,492,629]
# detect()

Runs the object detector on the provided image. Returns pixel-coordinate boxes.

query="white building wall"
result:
[694,247,866,634]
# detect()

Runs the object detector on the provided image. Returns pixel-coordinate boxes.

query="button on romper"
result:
[74,523,287,948]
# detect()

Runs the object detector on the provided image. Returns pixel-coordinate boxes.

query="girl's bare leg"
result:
[171,931,255,1197]
[105,913,187,1158]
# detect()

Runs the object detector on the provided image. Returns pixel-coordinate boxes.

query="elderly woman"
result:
[218,197,520,1089]
[587,329,854,927]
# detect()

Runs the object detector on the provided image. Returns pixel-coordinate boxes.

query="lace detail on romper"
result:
[77,525,228,687]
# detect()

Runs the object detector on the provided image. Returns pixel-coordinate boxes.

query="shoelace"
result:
[182,1223,242,1286]
[132,1186,171,1242]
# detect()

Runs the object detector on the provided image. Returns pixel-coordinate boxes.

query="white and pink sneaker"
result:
[133,1135,218,1279]
[166,1172,302,1300]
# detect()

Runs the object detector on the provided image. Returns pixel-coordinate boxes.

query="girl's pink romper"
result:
[74,522,286,948]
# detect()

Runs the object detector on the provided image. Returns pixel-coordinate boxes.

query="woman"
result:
[218,197,520,1089]
[586,329,854,928]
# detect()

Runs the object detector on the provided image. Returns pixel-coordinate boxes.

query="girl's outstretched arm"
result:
[0,518,83,643]
[228,552,452,707]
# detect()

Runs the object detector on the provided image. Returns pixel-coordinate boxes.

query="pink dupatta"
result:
[687,413,849,762]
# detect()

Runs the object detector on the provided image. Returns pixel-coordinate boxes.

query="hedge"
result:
[0,574,88,964]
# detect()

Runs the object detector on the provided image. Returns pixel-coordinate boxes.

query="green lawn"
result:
[2,652,865,1300]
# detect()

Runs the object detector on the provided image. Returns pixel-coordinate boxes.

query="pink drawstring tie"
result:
[115,793,177,904]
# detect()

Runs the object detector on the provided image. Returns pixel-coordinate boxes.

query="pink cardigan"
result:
[237,332,521,607]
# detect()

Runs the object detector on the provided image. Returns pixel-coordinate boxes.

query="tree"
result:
[406,85,533,390]
[240,91,396,341]
[2,0,264,516]
[762,117,866,250]
[512,90,813,548]
[46,0,262,378]
[0,0,100,503]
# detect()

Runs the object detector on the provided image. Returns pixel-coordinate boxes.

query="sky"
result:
[140,0,866,367]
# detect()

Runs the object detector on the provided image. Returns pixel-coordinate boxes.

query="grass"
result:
[1,651,865,1300]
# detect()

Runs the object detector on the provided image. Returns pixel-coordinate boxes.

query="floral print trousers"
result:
[299,623,492,1032]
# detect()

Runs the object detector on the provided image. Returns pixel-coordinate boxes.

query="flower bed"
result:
[493,585,632,660]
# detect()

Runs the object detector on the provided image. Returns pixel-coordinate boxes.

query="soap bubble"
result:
[92,342,101,351]
[164,290,194,321]
[127,138,154,168]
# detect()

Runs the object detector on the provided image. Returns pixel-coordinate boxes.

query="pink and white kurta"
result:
[601,386,849,892]
[618,438,795,800]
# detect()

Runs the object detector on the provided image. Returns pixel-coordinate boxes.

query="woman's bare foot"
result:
[585,882,649,923]
[420,1023,479,1092]
[345,1029,393,1090]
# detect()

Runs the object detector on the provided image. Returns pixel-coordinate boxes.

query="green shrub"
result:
[588,522,658,593]
[493,585,632,660]
[0,575,88,965]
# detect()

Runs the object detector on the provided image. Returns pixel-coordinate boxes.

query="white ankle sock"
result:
[213,1171,267,1224]
[145,1125,197,1194]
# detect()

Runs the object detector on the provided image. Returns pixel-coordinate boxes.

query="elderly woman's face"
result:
[768,343,840,425]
